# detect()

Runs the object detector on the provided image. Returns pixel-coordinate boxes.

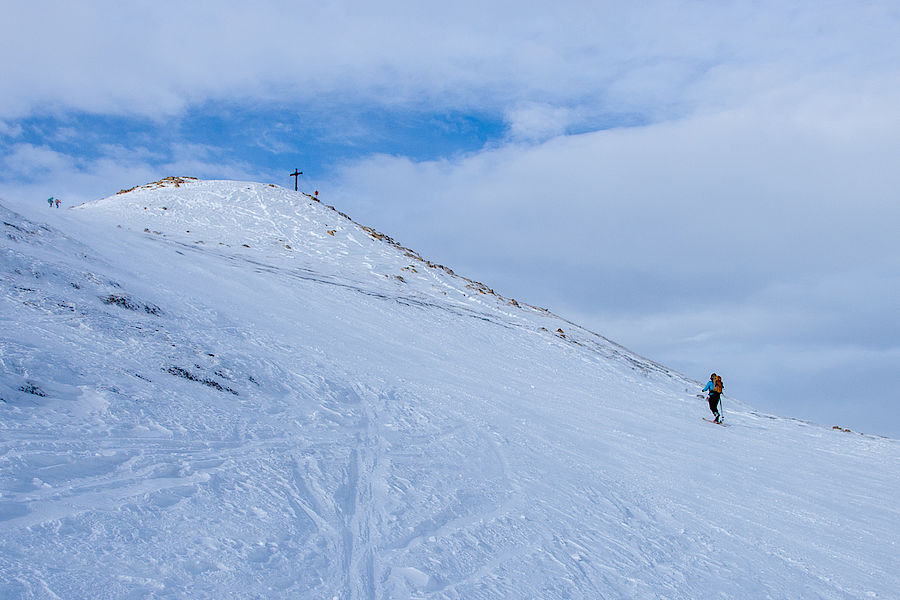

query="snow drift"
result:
[1,178,897,599]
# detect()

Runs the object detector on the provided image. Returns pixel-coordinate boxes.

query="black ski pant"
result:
[707,392,721,417]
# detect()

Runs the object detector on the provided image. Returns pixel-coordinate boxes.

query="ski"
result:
[703,418,727,426]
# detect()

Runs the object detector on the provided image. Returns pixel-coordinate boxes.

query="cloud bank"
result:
[4,1,896,121]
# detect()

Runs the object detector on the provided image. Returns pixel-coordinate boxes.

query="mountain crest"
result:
[80,178,584,336]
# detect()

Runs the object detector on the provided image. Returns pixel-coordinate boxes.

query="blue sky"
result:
[2,0,899,436]
[3,105,507,185]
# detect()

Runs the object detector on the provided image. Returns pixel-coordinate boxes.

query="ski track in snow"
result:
[1,181,898,599]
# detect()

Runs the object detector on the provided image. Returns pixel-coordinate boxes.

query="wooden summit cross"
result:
[290,169,303,191]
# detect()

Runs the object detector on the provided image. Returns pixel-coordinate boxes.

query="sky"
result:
[1,0,898,437]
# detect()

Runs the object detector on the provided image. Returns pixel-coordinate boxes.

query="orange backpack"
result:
[713,375,723,394]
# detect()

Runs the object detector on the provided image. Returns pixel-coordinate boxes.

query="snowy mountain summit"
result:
[2,178,898,599]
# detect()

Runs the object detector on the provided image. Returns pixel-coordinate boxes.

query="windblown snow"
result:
[1,179,897,599]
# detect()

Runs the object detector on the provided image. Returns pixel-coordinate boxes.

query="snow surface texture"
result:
[1,179,897,599]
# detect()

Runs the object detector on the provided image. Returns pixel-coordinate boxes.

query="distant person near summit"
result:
[702,373,724,423]
[47,197,54,208]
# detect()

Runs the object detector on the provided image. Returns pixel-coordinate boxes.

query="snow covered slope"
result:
[1,178,897,599]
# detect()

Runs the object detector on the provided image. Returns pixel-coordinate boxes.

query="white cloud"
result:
[332,97,900,288]
[2,144,75,177]
[2,1,897,123]
[505,103,576,142]
[0,121,24,137]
